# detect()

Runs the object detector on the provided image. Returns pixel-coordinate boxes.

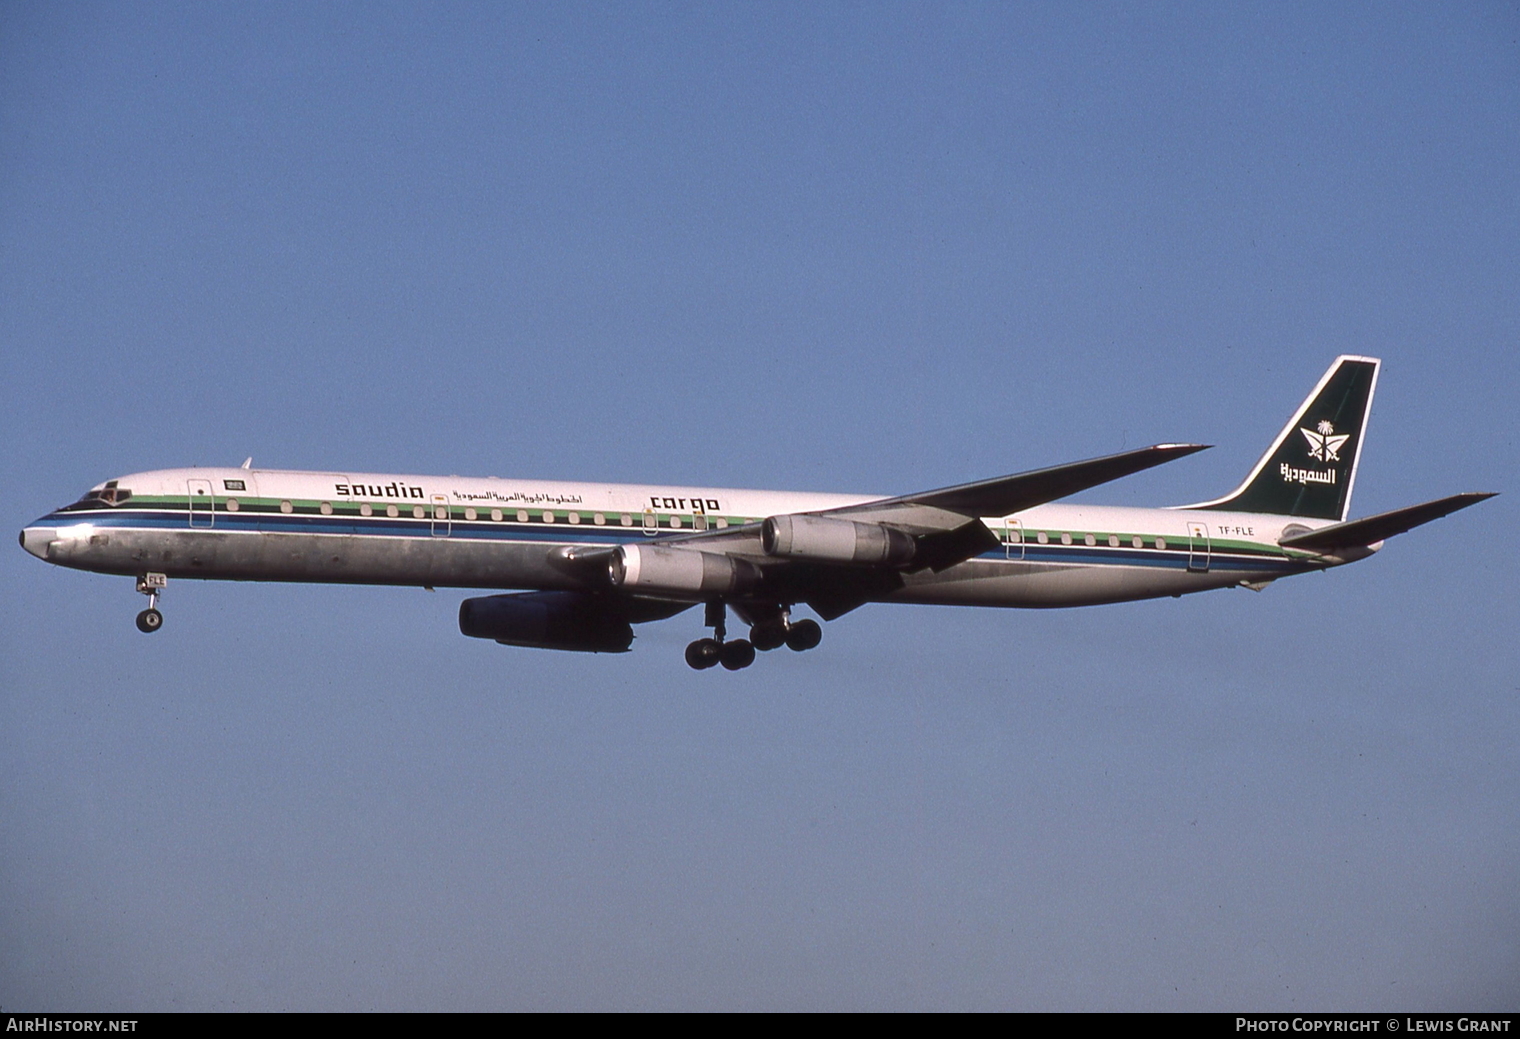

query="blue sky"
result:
[2,2,1516,1010]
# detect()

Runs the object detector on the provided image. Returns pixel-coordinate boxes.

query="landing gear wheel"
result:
[685,638,722,670]
[720,639,756,670]
[749,622,787,652]
[134,574,167,634]
[784,619,822,652]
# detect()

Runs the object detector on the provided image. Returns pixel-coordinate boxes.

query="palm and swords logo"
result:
[1300,419,1350,462]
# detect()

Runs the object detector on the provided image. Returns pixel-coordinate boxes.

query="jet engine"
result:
[608,544,762,597]
[459,591,634,652]
[762,514,916,566]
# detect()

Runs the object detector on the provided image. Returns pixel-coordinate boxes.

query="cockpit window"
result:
[72,480,133,507]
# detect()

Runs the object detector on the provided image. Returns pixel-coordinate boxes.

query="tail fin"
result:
[1183,356,1380,521]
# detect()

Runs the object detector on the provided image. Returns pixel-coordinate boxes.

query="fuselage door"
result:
[188,479,214,528]
[431,494,451,537]
[1004,518,1024,560]
[1187,521,1210,572]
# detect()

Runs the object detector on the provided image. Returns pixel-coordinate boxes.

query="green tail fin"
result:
[1184,356,1380,521]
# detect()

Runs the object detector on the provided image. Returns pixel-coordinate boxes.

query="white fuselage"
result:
[21,466,1359,610]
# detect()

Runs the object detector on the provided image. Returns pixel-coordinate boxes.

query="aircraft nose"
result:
[19,525,57,560]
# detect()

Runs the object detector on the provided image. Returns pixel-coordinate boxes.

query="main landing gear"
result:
[684,603,822,671]
[685,601,753,670]
[135,572,166,633]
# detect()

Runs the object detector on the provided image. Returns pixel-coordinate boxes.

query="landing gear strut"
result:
[685,601,756,670]
[135,573,166,633]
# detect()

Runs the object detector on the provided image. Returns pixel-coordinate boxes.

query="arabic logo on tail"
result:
[1301,420,1350,463]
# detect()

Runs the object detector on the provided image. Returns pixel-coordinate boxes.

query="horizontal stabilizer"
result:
[1278,493,1496,552]
[842,443,1210,521]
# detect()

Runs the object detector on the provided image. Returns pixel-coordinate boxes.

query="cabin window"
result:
[491,509,503,522]
[386,504,399,518]
[542,510,554,523]
[621,513,633,526]
[1084,534,1096,547]
[464,507,477,521]
[715,517,728,529]
[434,505,447,520]
[358,503,371,517]
[593,513,605,526]
[1155,537,1166,550]
[1036,532,1049,544]
[1060,532,1072,546]
[669,515,682,529]
[412,505,425,519]
[1108,534,1119,547]
[280,501,293,514]
[1132,535,1143,549]
[319,502,333,516]
[568,512,580,524]
[226,498,240,512]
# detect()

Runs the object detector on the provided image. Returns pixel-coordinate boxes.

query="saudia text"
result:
[333,482,425,499]
[1280,463,1336,486]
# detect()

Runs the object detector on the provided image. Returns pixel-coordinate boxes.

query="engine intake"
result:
[608,544,762,597]
[762,514,916,566]
[459,591,633,652]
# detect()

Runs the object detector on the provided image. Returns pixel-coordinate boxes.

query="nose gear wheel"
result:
[134,573,167,634]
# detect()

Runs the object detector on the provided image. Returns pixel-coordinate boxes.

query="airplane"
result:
[19,356,1495,671]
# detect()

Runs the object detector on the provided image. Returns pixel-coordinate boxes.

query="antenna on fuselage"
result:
[241,457,253,470]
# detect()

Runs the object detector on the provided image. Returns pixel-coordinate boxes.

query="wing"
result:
[826,442,1211,525]
[631,442,1208,557]
[560,443,1208,618]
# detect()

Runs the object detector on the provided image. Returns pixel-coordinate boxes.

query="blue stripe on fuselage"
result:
[37,507,1306,576]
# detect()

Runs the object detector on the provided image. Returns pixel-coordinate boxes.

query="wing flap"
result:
[911,518,1002,572]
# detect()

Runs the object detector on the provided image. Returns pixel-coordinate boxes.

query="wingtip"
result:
[1154,443,1212,453]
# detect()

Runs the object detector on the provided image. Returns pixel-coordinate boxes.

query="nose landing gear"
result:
[135,573,166,633]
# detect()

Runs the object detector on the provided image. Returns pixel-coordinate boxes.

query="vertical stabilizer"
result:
[1182,356,1379,521]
